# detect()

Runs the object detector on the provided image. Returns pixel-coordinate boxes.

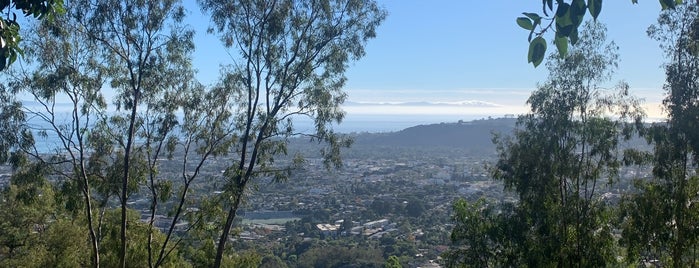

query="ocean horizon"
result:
[25,112,505,154]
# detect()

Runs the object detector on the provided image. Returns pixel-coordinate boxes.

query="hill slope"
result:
[353,118,516,151]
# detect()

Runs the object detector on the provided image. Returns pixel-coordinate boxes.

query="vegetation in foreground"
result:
[1,0,699,268]
[445,4,699,268]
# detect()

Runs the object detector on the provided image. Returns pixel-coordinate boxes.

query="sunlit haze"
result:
[187,1,669,130]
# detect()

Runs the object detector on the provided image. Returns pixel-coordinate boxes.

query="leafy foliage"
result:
[197,0,386,266]
[296,243,384,267]
[3,0,228,266]
[0,0,386,267]
[447,22,644,267]
[520,0,683,67]
[97,209,191,268]
[443,198,504,267]
[384,255,403,268]
[0,0,64,71]
[620,3,699,266]
[0,164,92,267]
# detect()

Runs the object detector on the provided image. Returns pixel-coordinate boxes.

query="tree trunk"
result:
[214,195,243,268]
[82,175,100,268]
[120,94,139,268]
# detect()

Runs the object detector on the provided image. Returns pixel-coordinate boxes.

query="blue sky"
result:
[185,1,669,127]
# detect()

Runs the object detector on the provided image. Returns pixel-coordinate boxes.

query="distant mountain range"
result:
[345,117,652,156]
[352,117,517,152]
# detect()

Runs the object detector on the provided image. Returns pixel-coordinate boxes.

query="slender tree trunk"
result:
[147,138,166,268]
[83,181,100,268]
[81,166,100,268]
[213,57,261,267]
[155,181,191,267]
[147,191,157,268]
[70,98,102,268]
[672,152,688,268]
[214,194,243,268]
[120,93,139,268]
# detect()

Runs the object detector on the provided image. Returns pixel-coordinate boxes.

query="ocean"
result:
[26,113,499,153]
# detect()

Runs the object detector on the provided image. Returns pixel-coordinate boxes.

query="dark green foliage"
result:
[0,0,64,71]
[521,0,682,67]
[41,219,92,267]
[296,244,384,268]
[0,165,91,267]
[620,3,699,266]
[446,22,643,267]
[384,255,402,268]
[443,199,502,267]
[492,22,639,267]
[619,179,673,264]
[260,255,287,268]
[405,197,425,218]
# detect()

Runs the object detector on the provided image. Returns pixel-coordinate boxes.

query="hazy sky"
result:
[185,1,669,124]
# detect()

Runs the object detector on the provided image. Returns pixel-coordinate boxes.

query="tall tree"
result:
[7,6,109,266]
[446,22,644,267]
[5,0,204,267]
[197,0,386,266]
[71,1,194,266]
[621,3,699,266]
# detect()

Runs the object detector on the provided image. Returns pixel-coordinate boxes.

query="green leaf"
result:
[542,0,554,16]
[556,18,574,37]
[517,17,534,30]
[555,3,574,36]
[523,12,541,22]
[555,35,568,58]
[588,0,602,20]
[570,0,587,27]
[556,2,570,18]
[528,36,547,67]
[524,12,542,30]
[569,27,579,45]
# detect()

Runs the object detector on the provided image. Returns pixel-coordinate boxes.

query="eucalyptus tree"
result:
[70,1,198,266]
[4,0,206,266]
[620,3,699,266]
[197,0,386,266]
[481,22,644,266]
[6,8,109,266]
